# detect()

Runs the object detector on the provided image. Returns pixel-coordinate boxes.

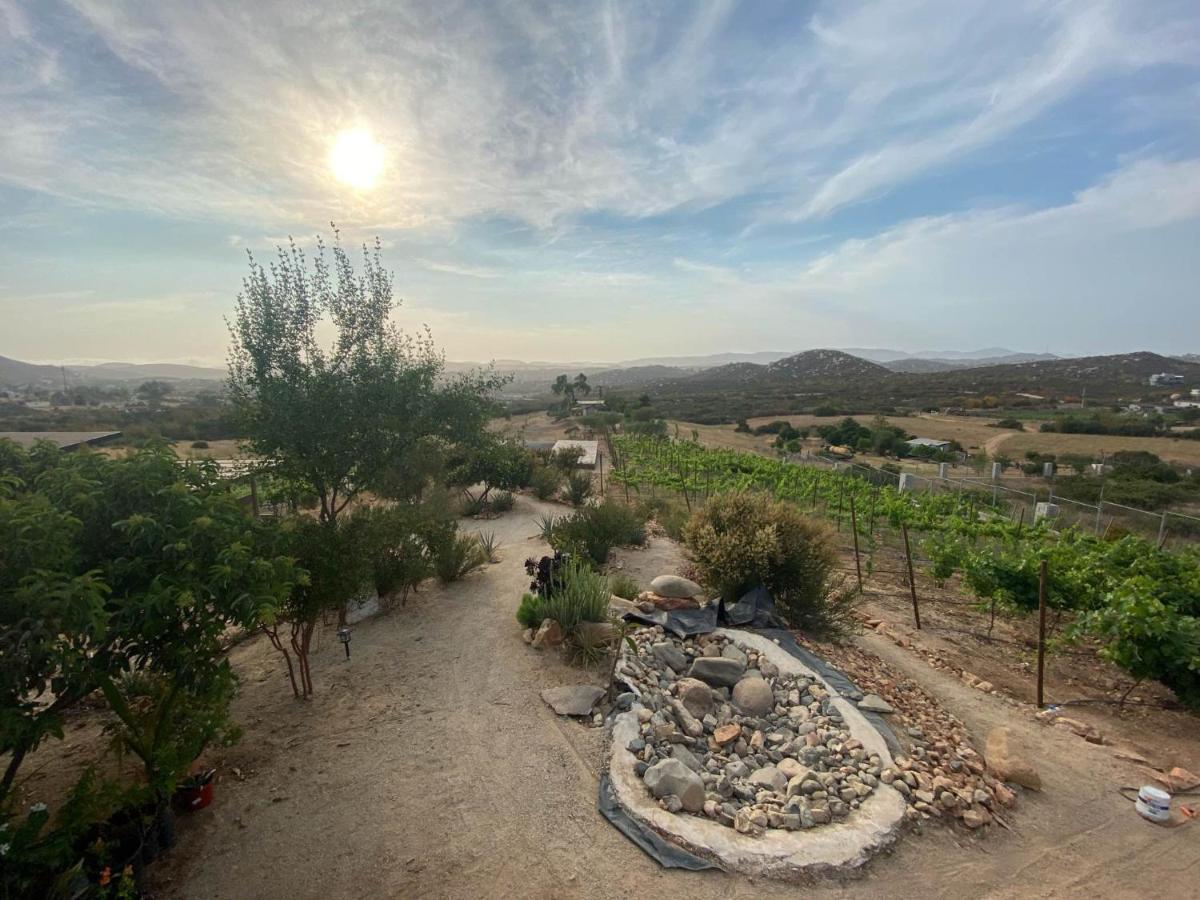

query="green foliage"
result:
[352,503,437,606]
[530,465,561,500]
[566,471,593,506]
[227,229,506,523]
[516,593,546,630]
[540,558,610,635]
[478,530,501,563]
[490,491,515,513]
[536,514,561,542]
[684,491,850,634]
[190,440,210,449]
[0,442,297,892]
[433,532,488,583]
[607,572,641,600]
[548,501,647,565]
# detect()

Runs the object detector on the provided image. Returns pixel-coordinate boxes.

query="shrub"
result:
[478,530,501,562]
[566,471,593,506]
[516,592,545,629]
[635,495,691,541]
[541,557,610,634]
[190,440,210,449]
[530,466,561,500]
[490,490,515,513]
[684,492,851,634]
[460,493,488,517]
[536,514,560,542]
[433,532,488,583]
[607,572,641,600]
[550,501,647,565]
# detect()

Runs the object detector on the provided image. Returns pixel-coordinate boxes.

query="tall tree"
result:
[227,229,504,523]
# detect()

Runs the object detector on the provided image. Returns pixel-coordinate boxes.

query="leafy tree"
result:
[227,230,505,524]
[135,379,172,405]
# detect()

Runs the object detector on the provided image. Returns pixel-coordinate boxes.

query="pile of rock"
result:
[634,575,705,612]
[614,626,883,836]
[794,634,1027,830]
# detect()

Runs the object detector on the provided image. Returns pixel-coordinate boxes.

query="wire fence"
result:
[792,452,1200,549]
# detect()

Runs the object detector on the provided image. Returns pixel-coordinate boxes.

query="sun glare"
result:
[329,128,385,190]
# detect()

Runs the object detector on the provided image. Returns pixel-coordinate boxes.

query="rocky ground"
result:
[616,628,882,835]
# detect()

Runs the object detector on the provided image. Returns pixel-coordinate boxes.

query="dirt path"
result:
[152,496,1200,899]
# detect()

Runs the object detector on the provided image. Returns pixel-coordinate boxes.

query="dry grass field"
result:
[994,431,1200,468]
[745,412,1011,453]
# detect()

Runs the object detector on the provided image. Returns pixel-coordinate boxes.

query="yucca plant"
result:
[478,530,502,563]
[434,532,488,583]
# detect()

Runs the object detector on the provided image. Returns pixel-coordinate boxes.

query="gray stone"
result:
[650,574,703,599]
[732,677,775,717]
[675,677,714,718]
[651,642,688,673]
[643,758,705,812]
[857,694,895,714]
[748,765,788,793]
[688,656,746,688]
[671,744,704,773]
[540,685,604,716]
[721,644,748,666]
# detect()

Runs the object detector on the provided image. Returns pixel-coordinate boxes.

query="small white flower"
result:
[0,842,10,856]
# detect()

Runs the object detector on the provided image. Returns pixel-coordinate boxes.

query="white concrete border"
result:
[606,627,907,878]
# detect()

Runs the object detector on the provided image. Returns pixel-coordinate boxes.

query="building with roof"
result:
[905,437,952,452]
[0,431,122,451]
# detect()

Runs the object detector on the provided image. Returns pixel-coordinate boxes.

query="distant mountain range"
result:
[0,355,224,389]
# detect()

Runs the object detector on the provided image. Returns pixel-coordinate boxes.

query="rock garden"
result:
[615,626,884,833]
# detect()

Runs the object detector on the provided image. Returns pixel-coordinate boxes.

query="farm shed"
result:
[906,437,952,452]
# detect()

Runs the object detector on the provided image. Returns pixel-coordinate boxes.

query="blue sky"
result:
[1,0,1199,365]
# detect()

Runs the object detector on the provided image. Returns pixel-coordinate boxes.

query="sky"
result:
[1,0,1199,366]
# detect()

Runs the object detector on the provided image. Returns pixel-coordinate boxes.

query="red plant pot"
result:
[177,780,214,812]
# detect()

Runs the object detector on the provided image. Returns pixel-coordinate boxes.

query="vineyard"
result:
[608,435,1200,707]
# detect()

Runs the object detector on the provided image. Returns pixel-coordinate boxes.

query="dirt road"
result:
[154,495,1200,899]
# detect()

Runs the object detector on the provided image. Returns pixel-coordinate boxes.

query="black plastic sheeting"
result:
[601,586,903,868]
[597,774,718,871]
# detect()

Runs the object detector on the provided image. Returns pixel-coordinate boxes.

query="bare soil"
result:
[14,494,1200,898]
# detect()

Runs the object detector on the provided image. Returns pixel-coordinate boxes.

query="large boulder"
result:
[643,758,705,812]
[650,574,703,599]
[688,656,745,688]
[674,677,714,718]
[984,727,1042,790]
[540,685,604,717]
[732,676,774,716]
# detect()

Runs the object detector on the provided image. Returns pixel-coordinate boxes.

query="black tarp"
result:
[597,774,718,871]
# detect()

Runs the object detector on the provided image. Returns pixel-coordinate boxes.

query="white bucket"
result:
[1136,785,1171,823]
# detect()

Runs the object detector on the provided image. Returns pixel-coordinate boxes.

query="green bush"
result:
[461,493,488,517]
[433,532,488,583]
[190,440,210,449]
[684,492,851,634]
[607,572,641,600]
[541,558,610,634]
[549,501,647,565]
[490,490,515,512]
[516,592,545,629]
[566,471,593,506]
[530,465,560,500]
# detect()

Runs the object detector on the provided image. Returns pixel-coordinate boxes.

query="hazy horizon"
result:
[3,1,1199,364]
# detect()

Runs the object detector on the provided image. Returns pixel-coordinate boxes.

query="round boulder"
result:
[732,676,774,717]
[650,574,703,599]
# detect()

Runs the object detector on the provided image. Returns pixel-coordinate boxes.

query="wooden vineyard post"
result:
[1036,559,1048,708]
[249,474,260,517]
[849,494,863,593]
[901,522,921,630]
[598,451,604,497]
[836,479,845,531]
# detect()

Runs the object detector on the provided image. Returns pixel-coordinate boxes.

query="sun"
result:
[329,128,385,190]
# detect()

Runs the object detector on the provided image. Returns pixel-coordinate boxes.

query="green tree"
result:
[135,379,172,406]
[227,230,505,524]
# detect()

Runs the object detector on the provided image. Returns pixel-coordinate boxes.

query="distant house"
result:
[1149,373,1185,386]
[906,437,952,452]
[572,399,607,417]
[1175,401,1200,409]
[0,431,122,451]
[550,439,599,468]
